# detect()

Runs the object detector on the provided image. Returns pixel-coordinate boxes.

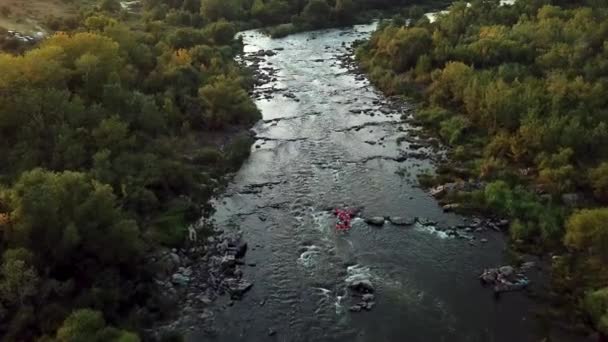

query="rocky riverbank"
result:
[150,221,255,337]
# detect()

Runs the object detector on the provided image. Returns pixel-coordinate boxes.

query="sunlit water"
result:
[187,23,579,342]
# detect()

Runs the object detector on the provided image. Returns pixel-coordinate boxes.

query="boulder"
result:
[362,301,375,311]
[497,219,509,227]
[220,255,236,270]
[442,203,460,212]
[170,252,181,266]
[498,266,515,278]
[416,217,436,226]
[520,261,536,271]
[388,216,415,226]
[196,294,213,305]
[479,269,498,284]
[171,273,190,286]
[362,294,375,302]
[348,279,375,293]
[223,278,253,299]
[364,217,385,226]
[227,241,248,259]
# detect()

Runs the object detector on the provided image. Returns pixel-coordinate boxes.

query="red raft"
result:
[334,208,356,231]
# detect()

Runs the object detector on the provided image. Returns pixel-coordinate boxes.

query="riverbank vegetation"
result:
[0,0,260,340]
[357,0,608,335]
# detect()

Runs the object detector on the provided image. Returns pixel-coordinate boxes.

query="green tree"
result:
[565,208,608,264]
[0,249,39,306]
[589,162,608,202]
[100,0,122,13]
[334,0,356,25]
[198,75,260,128]
[585,287,608,335]
[3,169,143,268]
[300,0,331,28]
[204,20,236,45]
[201,0,240,21]
[56,309,139,342]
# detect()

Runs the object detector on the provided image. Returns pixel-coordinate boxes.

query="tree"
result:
[386,27,432,72]
[565,208,608,264]
[300,0,331,28]
[589,162,608,202]
[334,0,356,25]
[198,75,260,128]
[100,0,122,13]
[0,249,39,306]
[200,0,240,21]
[204,20,236,45]
[3,169,144,269]
[56,309,139,342]
[585,287,608,336]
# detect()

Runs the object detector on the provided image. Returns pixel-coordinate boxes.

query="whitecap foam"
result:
[414,222,449,239]
[298,245,322,267]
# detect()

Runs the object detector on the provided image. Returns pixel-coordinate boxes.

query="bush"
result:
[415,107,451,127]
[565,208,608,264]
[589,162,608,202]
[267,23,296,38]
[439,116,469,144]
[585,287,608,335]
[100,0,122,13]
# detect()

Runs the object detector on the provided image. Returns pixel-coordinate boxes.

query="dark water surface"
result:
[187,23,577,342]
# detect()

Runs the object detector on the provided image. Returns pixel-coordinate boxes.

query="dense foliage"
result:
[357,0,608,333]
[0,0,261,340]
[144,0,450,37]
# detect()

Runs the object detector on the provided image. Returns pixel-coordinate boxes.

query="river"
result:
[187,23,578,342]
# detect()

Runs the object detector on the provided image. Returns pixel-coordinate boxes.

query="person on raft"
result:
[334,208,354,231]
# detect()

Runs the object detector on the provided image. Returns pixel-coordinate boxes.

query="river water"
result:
[188,23,571,342]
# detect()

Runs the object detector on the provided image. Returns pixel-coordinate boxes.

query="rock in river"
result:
[388,216,415,226]
[349,305,362,312]
[223,278,253,299]
[348,279,375,293]
[365,217,385,226]
[171,273,190,286]
[362,293,375,302]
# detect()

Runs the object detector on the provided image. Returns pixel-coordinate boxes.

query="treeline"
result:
[143,0,450,37]
[0,0,260,340]
[357,0,608,335]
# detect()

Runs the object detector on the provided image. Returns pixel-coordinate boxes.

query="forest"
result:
[0,0,262,340]
[357,0,608,335]
[3,0,608,339]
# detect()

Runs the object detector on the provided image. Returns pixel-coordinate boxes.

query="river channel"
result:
[188,22,573,342]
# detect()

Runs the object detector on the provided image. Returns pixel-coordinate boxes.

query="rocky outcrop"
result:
[151,225,253,337]
[480,265,530,294]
